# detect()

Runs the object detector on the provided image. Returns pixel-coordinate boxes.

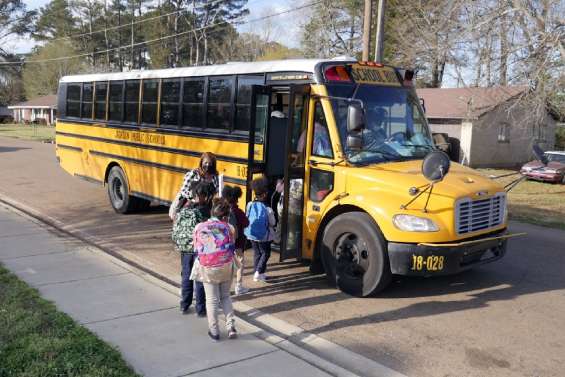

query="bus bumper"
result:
[387,232,523,276]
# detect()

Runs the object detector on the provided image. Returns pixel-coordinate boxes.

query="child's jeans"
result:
[251,241,271,274]
[180,253,205,314]
[203,280,235,336]
[234,248,245,286]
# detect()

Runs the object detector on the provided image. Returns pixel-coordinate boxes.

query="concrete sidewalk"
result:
[0,204,346,377]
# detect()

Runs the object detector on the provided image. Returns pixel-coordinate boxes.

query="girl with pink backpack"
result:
[191,198,237,341]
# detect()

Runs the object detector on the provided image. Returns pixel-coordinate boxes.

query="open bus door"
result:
[246,85,271,203]
[279,85,310,261]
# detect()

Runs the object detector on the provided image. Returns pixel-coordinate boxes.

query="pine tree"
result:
[33,0,76,41]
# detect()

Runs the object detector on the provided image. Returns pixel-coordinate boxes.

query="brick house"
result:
[8,95,57,126]
[417,86,556,168]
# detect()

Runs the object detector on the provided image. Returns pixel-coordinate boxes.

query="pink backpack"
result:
[194,219,234,268]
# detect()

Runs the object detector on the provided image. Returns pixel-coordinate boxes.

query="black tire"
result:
[107,166,139,214]
[320,212,391,297]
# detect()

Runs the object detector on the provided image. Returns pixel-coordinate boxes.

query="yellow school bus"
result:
[56,59,515,296]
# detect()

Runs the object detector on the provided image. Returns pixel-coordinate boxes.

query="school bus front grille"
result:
[455,193,506,235]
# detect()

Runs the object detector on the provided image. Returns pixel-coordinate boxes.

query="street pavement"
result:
[1,136,565,377]
[0,203,353,377]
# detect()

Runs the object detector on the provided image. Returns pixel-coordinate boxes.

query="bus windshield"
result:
[328,84,435,165]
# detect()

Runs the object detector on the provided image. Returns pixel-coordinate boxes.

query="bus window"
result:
[182,78,204,129]
[94,82,107,120]
[309,169,334,202]
[81,83,93,119]
[310,101,333,158]
[235,75,264,132]
[142,79,159,125]
[66,84,81,118]
[207,77,233,130]
[108,81,123,122]
[160,79,180,127]
[124,80,140,123]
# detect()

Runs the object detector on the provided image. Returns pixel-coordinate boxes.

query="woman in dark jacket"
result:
[169,152,219,221]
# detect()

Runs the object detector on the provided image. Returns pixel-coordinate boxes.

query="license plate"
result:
[411,255,445,271]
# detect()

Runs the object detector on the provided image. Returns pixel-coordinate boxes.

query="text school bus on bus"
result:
[55,58,520,297]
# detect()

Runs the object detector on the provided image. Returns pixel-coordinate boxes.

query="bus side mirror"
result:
[347,103,365,133]
[346,134,363,151]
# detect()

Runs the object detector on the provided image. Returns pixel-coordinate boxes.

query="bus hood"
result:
[345,160,503,201]
[342,160,508,242]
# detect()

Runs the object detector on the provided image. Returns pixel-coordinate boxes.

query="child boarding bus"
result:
[55,58,518,297]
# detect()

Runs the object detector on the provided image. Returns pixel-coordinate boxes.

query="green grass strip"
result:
[0,124,55,142]
[0,264,140,377]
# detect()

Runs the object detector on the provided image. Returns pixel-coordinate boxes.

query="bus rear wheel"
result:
[107,166,146,214]
[321,212,391,297]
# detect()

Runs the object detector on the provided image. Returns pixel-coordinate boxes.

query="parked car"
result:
[521,151,565,183]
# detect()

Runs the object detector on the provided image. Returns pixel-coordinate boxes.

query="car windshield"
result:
[328,84,434,164]
[546,153,565,163]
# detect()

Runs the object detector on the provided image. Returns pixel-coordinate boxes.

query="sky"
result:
[8,0,301,54]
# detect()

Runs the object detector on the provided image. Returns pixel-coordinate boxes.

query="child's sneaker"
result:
[228,327,238,339]
[208,331,220,342]
[257,273,268,282]
[253,271,260,282]
[235,285,249,295]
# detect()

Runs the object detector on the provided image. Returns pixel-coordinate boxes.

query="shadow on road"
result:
[0,146,30,153]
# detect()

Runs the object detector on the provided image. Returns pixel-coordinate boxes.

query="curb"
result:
[0,192,407,377]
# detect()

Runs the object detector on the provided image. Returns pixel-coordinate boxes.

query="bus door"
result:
[246,85,271,202]
[279,85,310,261]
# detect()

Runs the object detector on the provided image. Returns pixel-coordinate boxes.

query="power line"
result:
[32,0,265,44]
[0,1,320,66]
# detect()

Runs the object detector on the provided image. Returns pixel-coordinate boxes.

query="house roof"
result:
[416,86,528,119]
[8,95,57,109]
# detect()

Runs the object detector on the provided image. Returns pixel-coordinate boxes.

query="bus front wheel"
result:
[107,166,144,214]
[321,212,391,297]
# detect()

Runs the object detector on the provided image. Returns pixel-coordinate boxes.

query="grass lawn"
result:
[0,123,55,142]
[478,169,565,230]
[0,264,139,377]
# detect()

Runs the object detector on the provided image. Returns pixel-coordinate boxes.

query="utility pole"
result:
[362,0,372,61]
[374,0,386,63]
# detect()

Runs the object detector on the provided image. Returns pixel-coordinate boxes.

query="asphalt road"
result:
[1,136,564,377]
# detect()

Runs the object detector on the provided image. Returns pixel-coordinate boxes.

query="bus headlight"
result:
[393,214,439,232]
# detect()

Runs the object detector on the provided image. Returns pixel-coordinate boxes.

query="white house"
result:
[417,86,556,168]
[8,95,57,126]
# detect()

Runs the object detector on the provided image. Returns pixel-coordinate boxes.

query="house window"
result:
[535,122,546,141]
[182,78,205,128]
[207,77,234,130]
[498,122,510,143]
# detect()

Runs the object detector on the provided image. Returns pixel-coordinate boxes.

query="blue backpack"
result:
[244,201,269,241]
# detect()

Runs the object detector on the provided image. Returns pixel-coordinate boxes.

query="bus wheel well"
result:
[314,205,372,266]
[104,162,122,186]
